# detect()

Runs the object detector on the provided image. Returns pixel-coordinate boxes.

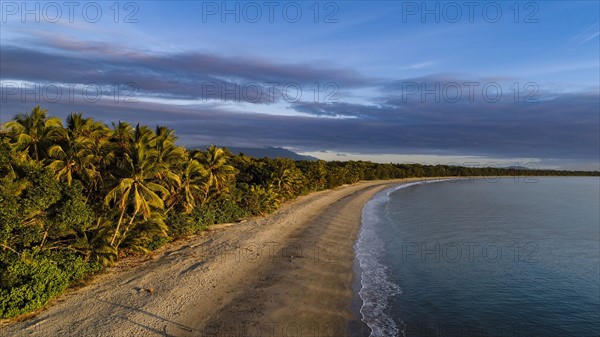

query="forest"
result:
[0,106,597,318]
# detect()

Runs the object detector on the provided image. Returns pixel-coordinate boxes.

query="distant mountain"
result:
[195,146,319,161]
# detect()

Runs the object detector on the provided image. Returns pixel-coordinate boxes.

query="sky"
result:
[1,0,599,170]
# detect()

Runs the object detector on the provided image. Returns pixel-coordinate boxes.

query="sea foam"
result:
[356,180,451,337]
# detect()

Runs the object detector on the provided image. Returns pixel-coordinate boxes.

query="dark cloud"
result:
[290,89,600,160]
[291,102,381,118]
[1,39,598,168]
[2,88,598,164]
[1,39,370,104]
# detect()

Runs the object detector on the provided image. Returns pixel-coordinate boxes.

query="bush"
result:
[0,249,102,319]
[193,205,217,227]
[167,212,208,239]
[143,236,170,251]
[46,249,102,283]
[0,251,69,318]
[194,199,249,226]
[213,199,249,223]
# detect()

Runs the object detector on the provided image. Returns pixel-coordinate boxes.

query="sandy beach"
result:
[0,179,428,337]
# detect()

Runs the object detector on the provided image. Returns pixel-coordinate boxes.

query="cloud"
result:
[571,23,600,49]
[287,75,600,161]
[2,84,597,164]
[1,39,598,169]
[402,60,438,70]
[0,38,371,104]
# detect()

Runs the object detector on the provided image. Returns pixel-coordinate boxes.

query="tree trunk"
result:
[110,206,126,246]
[40,230,48,248]
[117,207,139,248]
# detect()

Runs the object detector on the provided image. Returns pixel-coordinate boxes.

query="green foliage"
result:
[0,139,16,178]
[0,251,69,318]
[0,106,597,319]
[268,158,306,200]
[0,182,20,248]
[0,248,102,318]
[0,164,62,250]
[122,215,169,254]
[210,199,249,224]
[166,212,201,238]
[45,249,103,283]
[240,184,280,215]
[19,164,61,217]
[48,180,95,238]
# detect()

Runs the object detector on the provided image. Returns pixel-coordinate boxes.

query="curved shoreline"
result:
[0,178,435,337]
[356,179,456,337]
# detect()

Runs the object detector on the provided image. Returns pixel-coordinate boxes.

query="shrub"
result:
[0,249,102,319]
[0,251,69,318]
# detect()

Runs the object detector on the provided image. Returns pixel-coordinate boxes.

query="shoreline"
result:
[0,178,444,337]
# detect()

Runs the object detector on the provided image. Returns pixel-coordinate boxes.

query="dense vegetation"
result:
[0,106,597,318]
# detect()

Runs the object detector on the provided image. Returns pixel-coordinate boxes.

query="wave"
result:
[355,179,453,337]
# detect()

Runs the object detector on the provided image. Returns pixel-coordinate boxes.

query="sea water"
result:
[356,177,600,337]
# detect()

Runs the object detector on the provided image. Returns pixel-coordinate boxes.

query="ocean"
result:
[356,177,600,337]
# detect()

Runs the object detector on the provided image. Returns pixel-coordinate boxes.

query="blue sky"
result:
[1,1,599,169]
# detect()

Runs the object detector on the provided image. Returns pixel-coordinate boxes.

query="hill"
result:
[221,146,319,161]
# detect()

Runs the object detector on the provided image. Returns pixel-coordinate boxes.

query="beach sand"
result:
[0,179,429,337]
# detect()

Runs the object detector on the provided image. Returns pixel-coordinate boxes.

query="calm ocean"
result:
[356,177,600,337]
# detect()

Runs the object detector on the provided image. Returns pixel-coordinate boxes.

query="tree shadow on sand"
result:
[97,299,197,336]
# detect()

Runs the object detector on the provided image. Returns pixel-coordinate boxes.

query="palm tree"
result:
[104,125,170,247]
[83,119,113,194]
[151,126,186,197]
[195,145,236,202]
[248,183,280,214]
[47,113,100,186]
[109,121,134,157]
[152,126,186,166]
[5,106,63,161]
[270,159,305,199]
[65,113,91,138]
[169,157,207,213]
[70,217,118,266]
[300,160,328,191]
[47,141,97,186]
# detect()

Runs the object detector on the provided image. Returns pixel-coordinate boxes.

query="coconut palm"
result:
[47,142,97,186]
[151,126,186,196]
[104,125,171,247]
[109,121,134,157]
[83,120,113,194]
[270,159,306,199]
[46,113,101,186]
[152,126,186,165]
[65,113,92,138]
[195,145,236,202]
[5,106,63,161]
[169,157,208,213]
[248,183,280,214]
[70,217,118,266]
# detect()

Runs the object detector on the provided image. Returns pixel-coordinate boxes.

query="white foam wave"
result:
[356,179,453,337]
